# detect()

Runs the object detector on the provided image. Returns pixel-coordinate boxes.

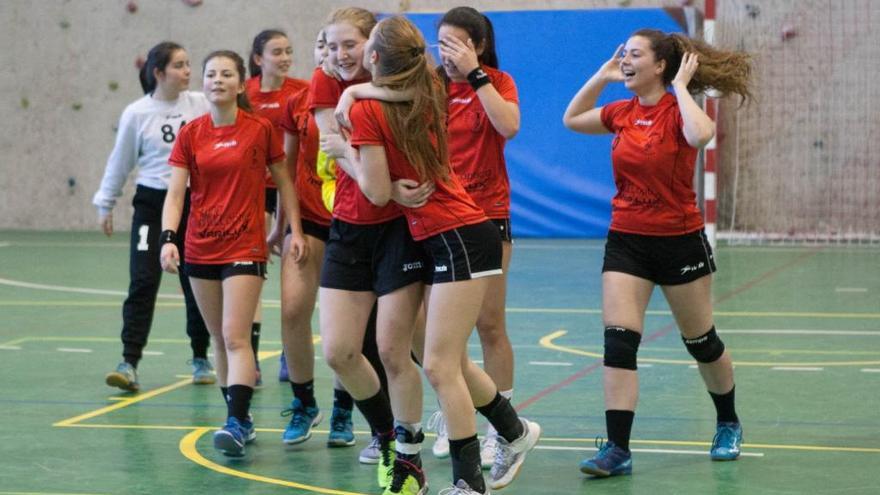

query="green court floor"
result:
[1,231,878,494]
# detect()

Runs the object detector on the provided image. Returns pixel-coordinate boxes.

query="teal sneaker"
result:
[214,416,253,457]
[190,358,216,385]
[105,362,139,392]
[281,398,322,444]
[710,422,742,461]
[579,438,632,477]
[327,407,356,447]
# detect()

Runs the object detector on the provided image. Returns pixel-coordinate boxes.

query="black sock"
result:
[220,387,229,405]
[709,386,739,423]
[394,423,424,467]
[250,322,261,361]
[354,390,395,435]
[190,340,208,360]
[227,384,254,422]
[334,388,354,411]
[606,409,635,451]
[475,392,523,443]
[449,435,485,493]
[291,380,316,408]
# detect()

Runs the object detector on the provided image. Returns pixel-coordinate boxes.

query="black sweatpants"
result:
[121,185,209,366]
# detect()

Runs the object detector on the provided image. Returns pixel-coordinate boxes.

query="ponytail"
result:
[139,41,183,94]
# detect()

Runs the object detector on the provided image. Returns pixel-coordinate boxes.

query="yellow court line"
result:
[54,378,193,427]
[540,330,880,367]
[179,428,369,495]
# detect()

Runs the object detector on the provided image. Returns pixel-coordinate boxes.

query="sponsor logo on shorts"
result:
[233,261,254,267]
[680,262,705,275]
[402,261,423,272]
[434,265,448,273]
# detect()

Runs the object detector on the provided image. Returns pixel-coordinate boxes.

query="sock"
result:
[709,386,739,424]
[220,387,229,405]
[394,421,424,466]
[226,384,253,422]
[250,322,261,362]
[606,409,635,451]
[475,392,523,443]
[354,390,395,435]
[334,388,354,411]
[291,379,316,408]
[449,435,485,493]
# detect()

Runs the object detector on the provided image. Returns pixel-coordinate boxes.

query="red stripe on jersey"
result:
[446,66,518,218]
[169,110,285,263]
[349,100,487,241]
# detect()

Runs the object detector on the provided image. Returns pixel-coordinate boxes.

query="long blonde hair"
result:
[370,16,448,181]
[634,29,753,104]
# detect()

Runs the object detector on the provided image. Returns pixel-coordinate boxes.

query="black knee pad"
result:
[682,326,725,363]
[604,326,642,370]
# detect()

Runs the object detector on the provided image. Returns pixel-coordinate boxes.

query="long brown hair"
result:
[370,16,448,181]
[633,29,753,104]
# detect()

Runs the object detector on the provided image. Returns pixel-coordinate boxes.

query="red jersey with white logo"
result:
[279,87,332,226]
[245,76,308,188]
[446,66,518,218]
[349,100,487,241]
[169,110,285,263]
[307,68,400,224]
[600,93,703,235]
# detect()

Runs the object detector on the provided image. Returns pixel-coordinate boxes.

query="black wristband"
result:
[159,229,176,245]
[466,67,491,91]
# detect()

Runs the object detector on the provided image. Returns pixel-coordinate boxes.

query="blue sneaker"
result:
[327,407,356,447]
[214,417,253,457]
[281,398,322,444]
[105,362,139,392]
[710,422,743,461]
[278,353,289,382]
[579,438,632,477]
[190,358,216,385]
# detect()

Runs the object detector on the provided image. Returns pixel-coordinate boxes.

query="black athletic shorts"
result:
[491,217,513,243]
[287,219,330,243]
[185,261,268,281]
[602,229,716,285]
[264,187,278,215]
[320,217,428,296]
[422,221,503,284]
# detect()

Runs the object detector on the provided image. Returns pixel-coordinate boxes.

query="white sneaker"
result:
[488,418,541,490]
[480,425,499,469]
[359,435,380,464]
[427,410,450,458]
[439,479,490,494]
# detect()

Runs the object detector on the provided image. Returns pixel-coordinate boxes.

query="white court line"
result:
[771,366,823,371]
[688,365,699,369]
[529,361,573,366]
[142,351,164,356]
[473,360,484,364]
[535,445,764,457]
[0,277,281,304]
[835,287,868,293]
[57,347,93,353]
[861,368,880,373]
[0,242,11,248]
[720,329,880,336]
[638,363,654,368]
[0,345,22,350]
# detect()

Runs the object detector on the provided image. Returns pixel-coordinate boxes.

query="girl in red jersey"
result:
[323,16,540,494]
[333,7,521,466]
[563,29,752,476]
[312,7,433,491]
[160,50,307,458]
[245,29,311,385]
[268,28,360,450]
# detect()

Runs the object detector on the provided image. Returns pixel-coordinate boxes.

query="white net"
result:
[715,0,880,245]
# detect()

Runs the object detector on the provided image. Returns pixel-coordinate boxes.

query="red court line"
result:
[515,248,823,412]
